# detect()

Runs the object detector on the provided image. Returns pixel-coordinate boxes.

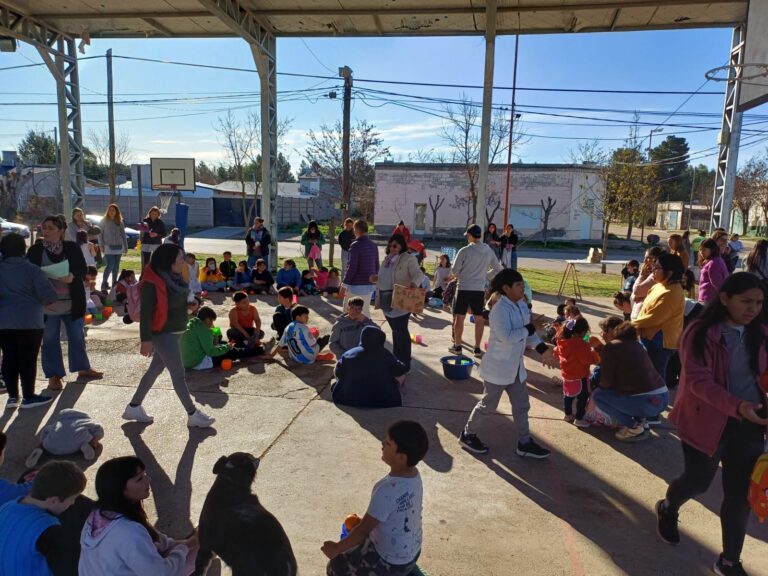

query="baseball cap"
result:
[465,224,482,238]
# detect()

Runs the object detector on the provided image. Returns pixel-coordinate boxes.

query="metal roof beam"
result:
[197,0,273,58]
[142,18,174,37]
[31,0,745,21]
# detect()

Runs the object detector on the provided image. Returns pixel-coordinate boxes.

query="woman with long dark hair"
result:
[746,238,768,281]
[122,244,214,428]
[484,223,502,262]
[632,252,685,380]
[139,206,166,270]
[656,273,768,576]
[79,456,197,575]
[27,215,103,391]
[698,238,730,305]
[373,234,423,372]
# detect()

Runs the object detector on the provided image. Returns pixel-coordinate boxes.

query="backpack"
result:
[125,281,141,322]
[749,452,768,523]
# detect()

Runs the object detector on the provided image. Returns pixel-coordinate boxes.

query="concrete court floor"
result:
[0,291,766,576]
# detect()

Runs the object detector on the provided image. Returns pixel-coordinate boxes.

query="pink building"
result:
[374,162,605,240]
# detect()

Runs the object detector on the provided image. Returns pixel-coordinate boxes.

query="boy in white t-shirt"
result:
[322,420,428,576]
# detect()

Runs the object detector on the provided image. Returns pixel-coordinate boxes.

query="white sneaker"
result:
[187,408,215,428]
[122,404,154,423]
[574,419,591,428]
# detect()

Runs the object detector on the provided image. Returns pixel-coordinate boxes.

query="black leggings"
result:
[666,419,765,561]
[0,329,44,399]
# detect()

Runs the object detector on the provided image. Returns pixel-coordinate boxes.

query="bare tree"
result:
[408,148,447,163]
[88,129,133,172]
[215,110,257,228]
[569,140,614,266]
[539,196,557,247]
[428,194,446,240]
[442,95,527,225]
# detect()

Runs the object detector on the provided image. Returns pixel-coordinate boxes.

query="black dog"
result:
[193,452,298,576]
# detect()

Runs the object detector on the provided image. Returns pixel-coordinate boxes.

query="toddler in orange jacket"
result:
[554,317,600,428]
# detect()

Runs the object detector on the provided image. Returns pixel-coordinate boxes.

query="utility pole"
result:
[136,164,143,221]
[503,34,520,229]
[107,48,117,203]
[687,167,696,230]
[339,66,353,222]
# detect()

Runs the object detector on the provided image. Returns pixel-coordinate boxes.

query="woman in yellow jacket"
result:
[632,252,685,379]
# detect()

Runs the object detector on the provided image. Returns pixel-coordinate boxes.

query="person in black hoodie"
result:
[331,326,407,408]
[139,206,166,271]
[27,215,103,391]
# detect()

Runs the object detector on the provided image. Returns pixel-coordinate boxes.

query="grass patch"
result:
[519,267,621,298]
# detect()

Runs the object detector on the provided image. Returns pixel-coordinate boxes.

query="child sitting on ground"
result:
[219,251,237,289]
[300,269,318,296]
[564,304,582,322]
[25,409,104,468]
[554,317,600,428]
[251,259,275,294]
[271,286,295,338]
[233,261,254,292]
[200,258,227,292]
[84,266,102,312]
[621,259,640,294]
[110,269,136,305]
[0,460,87,574]
[315,266,329,292]
[276,259,301,293]
[0,432,32,506]
[181,306,264,370]
[322,420,427,576]
[227,292,264,348]
[277,305,329,364]
[322,267,341,296]
[419,266,432,301]
[185,253,202,296]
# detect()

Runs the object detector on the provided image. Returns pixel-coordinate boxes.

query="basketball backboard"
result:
[150,158,196,191]
[739,0,768,111]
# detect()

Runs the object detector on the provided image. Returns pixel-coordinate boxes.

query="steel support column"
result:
[199,0,278,268]
[0,3,84,215]
[710,25,745,233]
[477,0,497,231]
[252,37,278,271]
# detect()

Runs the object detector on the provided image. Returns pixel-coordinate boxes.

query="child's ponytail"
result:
[560,317,590,339]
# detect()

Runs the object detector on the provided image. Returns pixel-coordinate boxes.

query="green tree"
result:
[196,161,219,185]
[650,136,690,202]
[18,129,56,165]
[243,152,295,183]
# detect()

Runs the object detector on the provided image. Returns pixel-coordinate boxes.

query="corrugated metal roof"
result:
[14,1,748,39]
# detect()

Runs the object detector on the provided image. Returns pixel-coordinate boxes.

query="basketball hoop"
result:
[157,188,177,215]
[705,63,768,83]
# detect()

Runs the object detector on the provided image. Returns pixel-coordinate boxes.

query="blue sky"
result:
[3,27,766,175]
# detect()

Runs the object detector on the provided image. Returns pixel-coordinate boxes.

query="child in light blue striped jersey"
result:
[278,305,329,364]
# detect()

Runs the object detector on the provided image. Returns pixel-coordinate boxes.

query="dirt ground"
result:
[1,289,766,576]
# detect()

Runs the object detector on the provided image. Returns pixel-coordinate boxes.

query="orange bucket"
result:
[220,358,233,370]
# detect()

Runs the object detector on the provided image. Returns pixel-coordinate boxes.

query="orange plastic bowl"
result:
[221,358,233,370]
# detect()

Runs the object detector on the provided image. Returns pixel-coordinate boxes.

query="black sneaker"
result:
[473,347,483,358]
[449,344,463,355]
[714,554,749,576]
[516,438,551,459]
[20,394,54,410]
[655,499,680,545]
[458,431,489,454]
[645,416,662,426]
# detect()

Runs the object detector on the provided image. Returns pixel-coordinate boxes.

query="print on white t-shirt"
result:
[367,473,422,565]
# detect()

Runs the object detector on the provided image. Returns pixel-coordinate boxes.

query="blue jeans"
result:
[103,254,122,287]
[202,281,226,292]
[42,315,91,378]
[341,249,349,279]
[590,387,669,427]
[386,313,411,372]
[247,252,268,270]
[642,334,674,380]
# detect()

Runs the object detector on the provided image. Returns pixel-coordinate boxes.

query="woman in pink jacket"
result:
[697,238,729,305]
[656,273,768,576]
